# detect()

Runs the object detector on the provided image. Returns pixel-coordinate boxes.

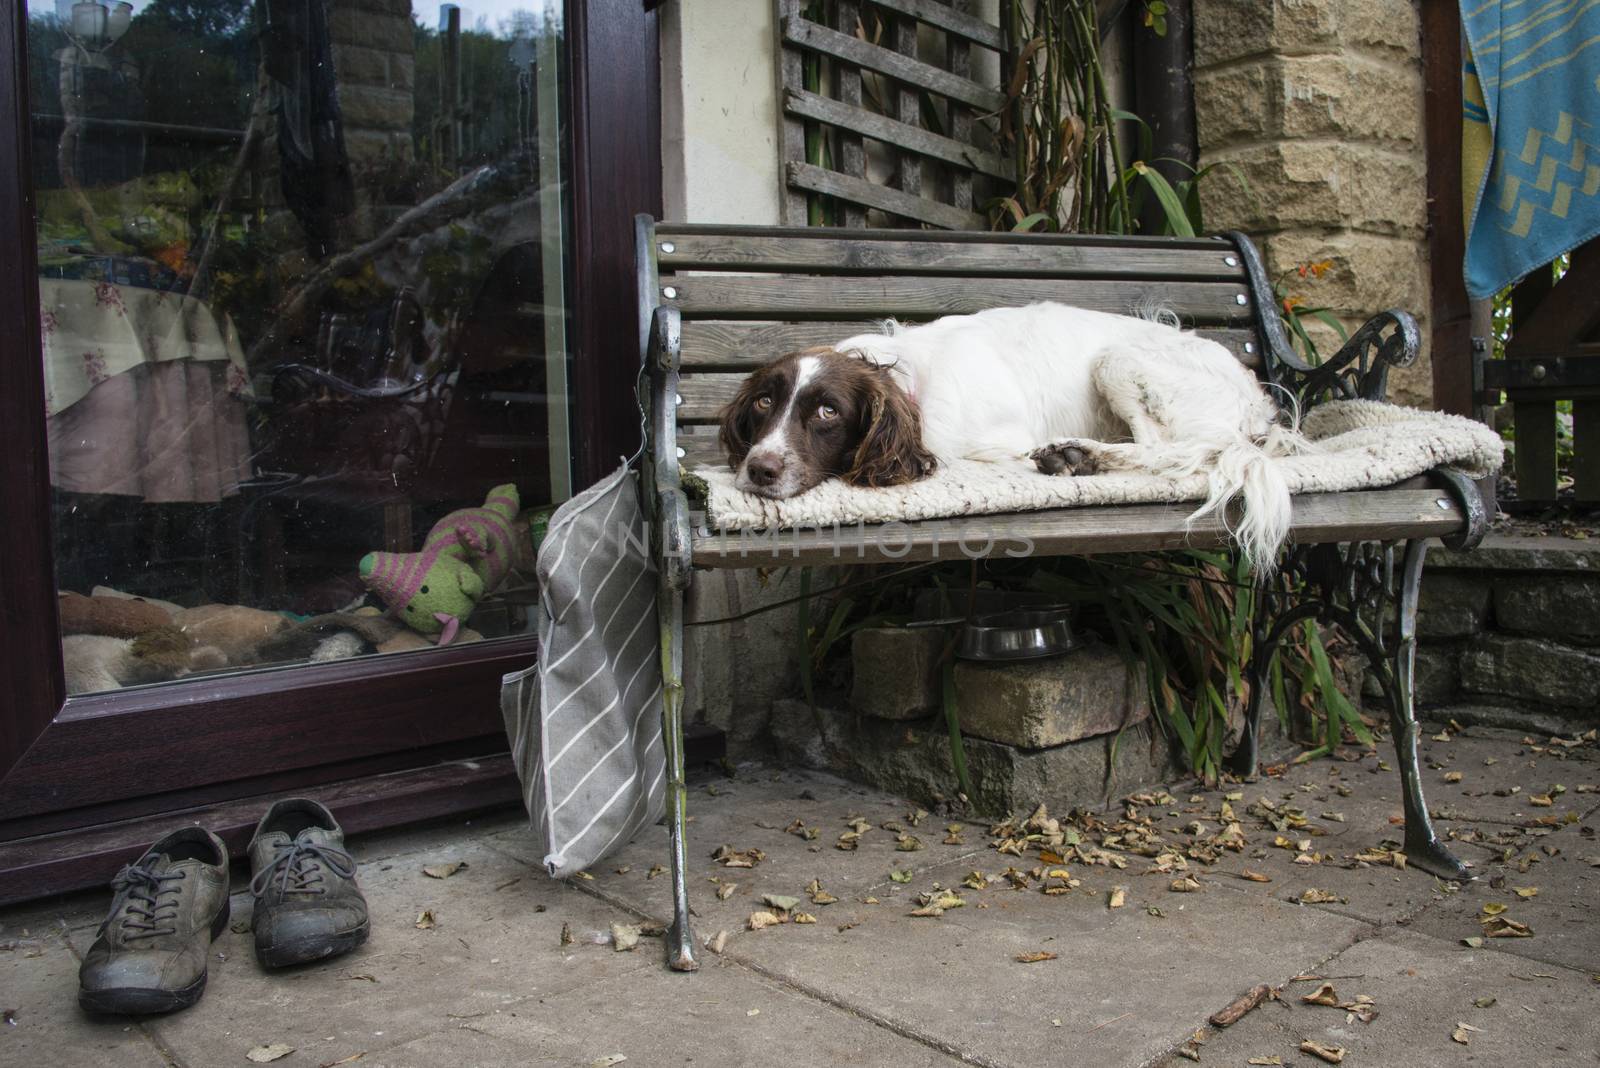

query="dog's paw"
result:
[1030,440,1099,476]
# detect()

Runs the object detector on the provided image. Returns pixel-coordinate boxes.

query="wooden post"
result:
[1510,268,1557,503]
[947,0,973,214]
[775,0,809,224]
[892,11,922,215]
[1574,400,1600,503]
[834,1,867,227]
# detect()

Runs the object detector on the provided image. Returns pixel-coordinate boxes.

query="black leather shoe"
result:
[79,827,231,1015]
[248,798,369,968]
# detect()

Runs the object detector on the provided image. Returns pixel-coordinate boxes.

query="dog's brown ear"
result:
[717,378,760,465]
[843,371,937,488]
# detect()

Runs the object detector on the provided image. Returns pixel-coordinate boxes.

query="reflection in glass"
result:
[30,0,571,694]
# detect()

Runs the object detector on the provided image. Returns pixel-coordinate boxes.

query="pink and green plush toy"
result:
[358,483,526,644]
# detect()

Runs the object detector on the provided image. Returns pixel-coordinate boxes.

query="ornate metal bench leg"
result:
[659,580,700,971]
[1385,539,1473,881]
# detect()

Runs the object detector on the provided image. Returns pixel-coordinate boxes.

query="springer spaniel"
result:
[718,302,1305,569]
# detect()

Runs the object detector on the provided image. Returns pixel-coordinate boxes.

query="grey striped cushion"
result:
[500,465,666,878]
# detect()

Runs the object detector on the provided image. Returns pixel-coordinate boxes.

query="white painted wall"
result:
[660,0,782,225]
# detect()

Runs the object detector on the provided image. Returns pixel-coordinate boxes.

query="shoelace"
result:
[102,863,187,941]
[250,839,356,900]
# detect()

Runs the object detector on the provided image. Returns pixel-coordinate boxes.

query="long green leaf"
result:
[1131,162,1196,237]
[941,657,974,800]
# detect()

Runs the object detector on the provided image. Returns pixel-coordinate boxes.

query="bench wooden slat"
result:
[677,322,1263,370]
[655,222,1230,253]
[783,88,1012,180]
[661,274,1257,323]
[657,229,1246,279]
[674,341,1260,421]
[687,489,1466,567]
[870,0,1005,50]
[781,16,1006,111]
[786,162,987,230]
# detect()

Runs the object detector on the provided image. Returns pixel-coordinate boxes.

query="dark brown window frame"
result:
[0,0,660,897]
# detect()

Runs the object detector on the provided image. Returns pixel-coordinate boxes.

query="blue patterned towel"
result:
[1462,0,1600,299]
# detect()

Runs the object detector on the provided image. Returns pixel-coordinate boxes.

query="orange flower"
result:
[1282,295,1306,313]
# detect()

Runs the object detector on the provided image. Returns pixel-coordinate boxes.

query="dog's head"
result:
[718,349,936,499]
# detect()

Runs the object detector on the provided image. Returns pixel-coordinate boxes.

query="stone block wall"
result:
[1412,538,1600,733]
[1192,0,1434,407]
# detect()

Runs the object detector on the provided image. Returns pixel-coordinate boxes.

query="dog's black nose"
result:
[746,456,783,487]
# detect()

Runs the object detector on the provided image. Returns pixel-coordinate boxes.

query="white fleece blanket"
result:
[692,400,1504,530]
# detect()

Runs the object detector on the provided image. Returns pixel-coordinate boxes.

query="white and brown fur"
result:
[719,302,1307,570]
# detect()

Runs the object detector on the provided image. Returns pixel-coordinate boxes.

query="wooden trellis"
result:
[775,0,1011,230]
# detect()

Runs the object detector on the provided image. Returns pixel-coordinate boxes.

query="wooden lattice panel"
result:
[775,0,1010,230]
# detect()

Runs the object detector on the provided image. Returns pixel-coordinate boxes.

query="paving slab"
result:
[350,957,963,1067]
[1403,818,1600,975]
[1151,927,1600,1068]
[469,955,967,1067]
[0,925,171,1067]
[491,767,988,935]
[103,839,654,1068]
[720,851,1370,1068]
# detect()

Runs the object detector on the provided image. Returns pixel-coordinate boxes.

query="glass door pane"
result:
[28,0,570,695]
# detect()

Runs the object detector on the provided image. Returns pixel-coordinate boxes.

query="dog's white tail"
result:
[1118,399,1306,575]
[1199,438,1293,575]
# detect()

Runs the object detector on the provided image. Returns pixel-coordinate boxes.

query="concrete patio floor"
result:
[3,721,1597,1068]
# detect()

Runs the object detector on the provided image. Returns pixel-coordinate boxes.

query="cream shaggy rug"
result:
[690,400,1504,531]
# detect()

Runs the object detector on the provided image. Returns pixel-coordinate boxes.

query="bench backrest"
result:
[636,220,1284,470]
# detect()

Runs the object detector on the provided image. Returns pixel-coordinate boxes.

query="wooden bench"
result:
[634,217,1488,971]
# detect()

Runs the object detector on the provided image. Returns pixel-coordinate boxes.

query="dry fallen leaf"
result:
[963,871,989,891]
[908,905,945,918]
[1241,869,1272,883]
[762,894,800,913]
[609,923,640,952]
[1108,887,1127,909]
[590,1057,627,1068]
[1513,886,1539,899]
[421,861,466,880]
[716,882,737,901]
[1299,888,1341,905]
[1302,983,1342,1007]
[747,911,782,931]
[1247,1058,1283,1066]
[1482,916,1534,938]
[1452,1021,1481,1045]
[792,912,818,924]
[1444,771,1463,783]
[889,869,913,884]
[247,1045,295,1064]
[712,845,766,868]
[1481,901,1508,917]
[1170,876,1202,893]
[1299,1040,1346,1064]
[705,930,729,954]
[1530,794,1554,807]
[1474,995,1497,1008]
[414,910,436,930]
[1015,950,1058,963]
[647,865,665,879]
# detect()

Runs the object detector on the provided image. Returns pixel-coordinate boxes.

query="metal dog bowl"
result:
[956,608,1078,661]
[908,604,1079,662]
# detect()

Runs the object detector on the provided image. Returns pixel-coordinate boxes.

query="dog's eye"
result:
[754,394,774,412]
[817,403,838,420]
